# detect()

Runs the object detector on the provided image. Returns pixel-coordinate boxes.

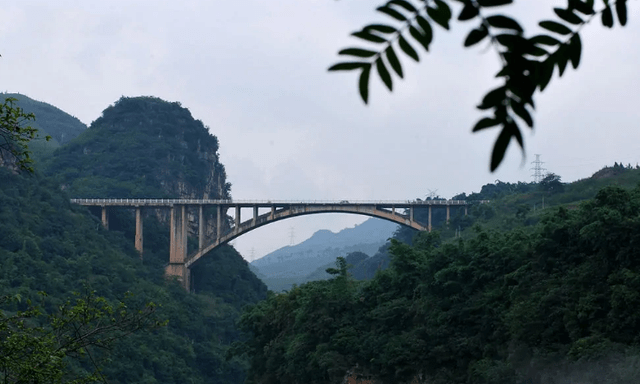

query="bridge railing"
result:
[70,198,491,206]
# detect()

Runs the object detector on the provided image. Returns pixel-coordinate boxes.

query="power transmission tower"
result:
[530,154,547,183]
[288,226,295,245]
[426,189,439,200]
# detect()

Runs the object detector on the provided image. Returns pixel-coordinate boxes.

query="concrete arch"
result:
[185,204,426,268]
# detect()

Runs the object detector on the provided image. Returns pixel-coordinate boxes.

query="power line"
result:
[530,154,547,183]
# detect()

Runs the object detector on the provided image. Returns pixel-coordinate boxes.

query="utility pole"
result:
[530,154,547,183]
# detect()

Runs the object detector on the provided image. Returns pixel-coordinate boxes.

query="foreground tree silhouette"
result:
[0,97,49,172]
[329,0,630,171]
[0,290,163,383]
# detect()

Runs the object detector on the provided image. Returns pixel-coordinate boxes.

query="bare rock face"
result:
[46,96,233,243]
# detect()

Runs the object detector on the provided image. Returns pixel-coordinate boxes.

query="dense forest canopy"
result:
[237,182,640,384]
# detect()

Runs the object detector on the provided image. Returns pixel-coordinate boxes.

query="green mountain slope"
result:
[239,183,640,384]
[2,93,87,161]
[0,168,265,383]
[1,95,268,383]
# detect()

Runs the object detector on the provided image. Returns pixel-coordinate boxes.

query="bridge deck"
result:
[70,198,485,207]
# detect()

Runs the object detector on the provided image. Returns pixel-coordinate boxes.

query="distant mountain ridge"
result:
[251,218,397,290]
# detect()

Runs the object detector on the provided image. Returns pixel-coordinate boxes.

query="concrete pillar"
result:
[270,206,275,220]
[216,205,222,241]
[253,206,258,225]
[181,205,187,256]
[198,205,204,251]
[409,207,414,222]
[446,205,450,223]
[428,205,432,232]
[101,206,108,229]
[135,207,143,259]
[392,206,395,215]
[166,205,189,290]
[235,205,241,232]
[465,205,468,216]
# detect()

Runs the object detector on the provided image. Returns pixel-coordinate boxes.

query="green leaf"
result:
[385,46,403,78]
[490,124,514,171]
[352,31,387,43]
[477,0,513,7]
[537,61,555,91]
[364,24,397,34]
[427,5,450,30]
[464,26,489,47]
[388,0,418,13]
[377,6,407,21]
[555,49,569,77]
[486,15,523,32]
[409,25,432,51]
[434,1,452,21]
[539,20,572,35]
[416,16,433,45]
[458,3,479,21]
[472,117,500,132]
[511,102,533,127]
[602,5,614,28]
[530,34,561,46]
[478,86,507,110]
[328,62,368,71]
[359,65,372,104]
[376,58,393,90]
[569,0,595,15]
[568,33,581,69]
[616,0,628,26]
[398,35,419,61]
[553,8,583,25]
[338,48,378,58]
[496,34,521,48]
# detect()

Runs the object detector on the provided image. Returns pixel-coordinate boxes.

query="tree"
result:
[329,0,630,171]
[0,97,49,172]
[0,290,163,383]
[539,172,564,193]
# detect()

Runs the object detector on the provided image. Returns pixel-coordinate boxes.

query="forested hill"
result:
[44,96,230,201]
[2,92,87,161]
[2,92,87,145]
[1,96,268,383]
[238,180,640,384]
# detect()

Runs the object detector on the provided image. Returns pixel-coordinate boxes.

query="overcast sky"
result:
[2,1,639,260]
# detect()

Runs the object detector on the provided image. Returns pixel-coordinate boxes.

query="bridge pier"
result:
[166,204,190,290]
[217,205,222,241]
[446,205,450,223]
[235,206,240,232]
[428,205,432,232]
[199,205,204,250]
[101,206,109,229]
[135,207,143,258]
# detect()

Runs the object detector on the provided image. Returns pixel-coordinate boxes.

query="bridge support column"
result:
[409,207,414,222]
[253,206,258,225]
[235,206,241,232]
[465,205,468,216]
[216,205,222,242]
[101,206,109,229]
[198,205,204,250]
[428,205,432,232]
[135,207,143,259]
[446,205,450,223]
[166,205,190,290]
[270,206,275,220]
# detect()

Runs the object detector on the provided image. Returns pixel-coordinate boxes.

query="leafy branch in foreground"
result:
[0,97,50,173]
[329,0,630,171]
[0,290,165,384]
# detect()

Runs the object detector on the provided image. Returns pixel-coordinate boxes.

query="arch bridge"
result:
[70,199,485,290]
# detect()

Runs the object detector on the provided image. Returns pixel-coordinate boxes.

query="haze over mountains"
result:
[250,218,397,290]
